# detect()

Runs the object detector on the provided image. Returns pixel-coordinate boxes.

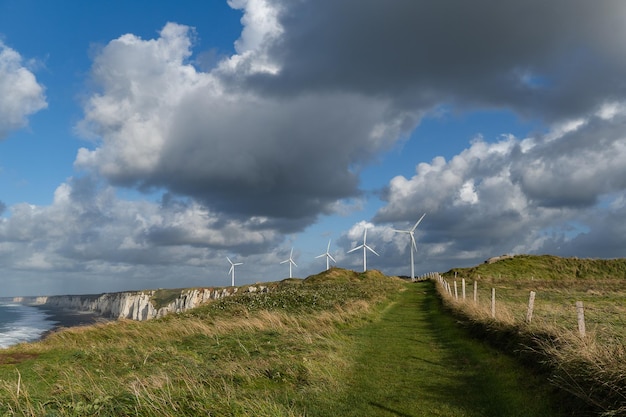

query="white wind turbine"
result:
[316,239,336,271]
[227,257,243,287]
[280,247,297,278]
[348,228,379,272]
[394,213,426,280]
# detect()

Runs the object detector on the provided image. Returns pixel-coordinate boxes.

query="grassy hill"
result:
[438,254,626,415]
[0,267,567,416]
[0,269,403,416]
[445,253,626,282]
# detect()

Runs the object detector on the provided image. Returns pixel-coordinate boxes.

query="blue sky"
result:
[2,0,626,296]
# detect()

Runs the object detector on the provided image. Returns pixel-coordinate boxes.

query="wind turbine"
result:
[348,228,379,272]
[227,257,243,287]
[280,247,297,278]
[394,213,426,280]
[316,239,336,271]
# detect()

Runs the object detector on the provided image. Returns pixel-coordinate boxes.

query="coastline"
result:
[32,305,111,339]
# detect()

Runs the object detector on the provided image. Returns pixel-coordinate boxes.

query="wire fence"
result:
[422,272,626,342]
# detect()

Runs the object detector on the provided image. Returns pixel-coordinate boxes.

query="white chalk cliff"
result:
[13,285,268,321]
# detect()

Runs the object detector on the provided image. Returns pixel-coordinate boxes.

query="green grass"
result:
[298,281,563,417]
[150,288,188,309]
[447,254,626,282]
[440,255,626,415]
[0,268,564,416]
[443,255,626,340]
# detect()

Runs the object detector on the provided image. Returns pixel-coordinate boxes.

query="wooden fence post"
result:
[526,291,536,323]
[491,288,496,319]
[462,279,466,300]
[473,281,477,304]
[454,281,458,300]
[576,301,586,337]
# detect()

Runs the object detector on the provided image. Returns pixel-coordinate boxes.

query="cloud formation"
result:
[4,0,626,293]
[0,41,47,139]
[75,1,626,235]
[258,0,626,122]
[373,108,626,271]
[0,175,283,294]
[76,22,408,232]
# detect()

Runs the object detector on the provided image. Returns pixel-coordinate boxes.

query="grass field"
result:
[440,254,626,415]
[0,267,565,416]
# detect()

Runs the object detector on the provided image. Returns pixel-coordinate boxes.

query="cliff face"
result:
[13,285,268,321]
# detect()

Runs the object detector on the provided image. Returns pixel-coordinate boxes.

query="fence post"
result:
[491,288,496,318]
[576,301,586,337]
[454,281,458,300]
[526,291,536,323]
[462,279,466,300]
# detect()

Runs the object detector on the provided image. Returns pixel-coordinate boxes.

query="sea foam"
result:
[0,302,55,349]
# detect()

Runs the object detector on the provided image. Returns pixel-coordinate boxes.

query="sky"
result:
[2,0,626,296]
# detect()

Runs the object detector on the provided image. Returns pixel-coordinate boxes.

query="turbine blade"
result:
[393,229,409,233]
[364,228,368,244]
[280,259,289,264]
[235,262,243,266]
[227,256,233,265]
[365,244,379,256]
[315,253,325,259]
[292,260,298,267]
[411,213,426,231]
[411,235,418,251]
[229,265,234,274]
[327,239,331,251]
[328,254,336,263]
[348,244,363,253]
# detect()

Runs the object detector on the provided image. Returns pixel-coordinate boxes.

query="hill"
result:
[0,267,566,416]
[444,254,626,282]
[437,254,626,415]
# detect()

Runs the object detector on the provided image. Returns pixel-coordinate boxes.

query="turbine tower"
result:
[316,239,336,271]
[280,247,297,278]
[227,257,243,287]
[394,213,426,280]
[348,228,379,272]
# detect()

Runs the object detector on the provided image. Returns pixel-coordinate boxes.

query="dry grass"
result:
[439,255,626,416]
[0,269,403,416]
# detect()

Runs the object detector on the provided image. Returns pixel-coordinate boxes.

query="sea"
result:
[0,301,56,349]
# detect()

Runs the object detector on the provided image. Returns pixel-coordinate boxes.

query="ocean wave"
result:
[0,303,55,349]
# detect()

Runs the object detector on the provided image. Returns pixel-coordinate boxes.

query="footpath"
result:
[309,281,564,417]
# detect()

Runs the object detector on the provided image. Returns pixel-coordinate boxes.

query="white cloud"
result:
[457,180,478,205]
[374,113,626,271]
[222,0,283,74]
[0,176,285,294]
[0,41,47,138]
[75,20,415,231]
[7,1,626,291]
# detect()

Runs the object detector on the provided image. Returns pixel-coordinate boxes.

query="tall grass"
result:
[440,255,626,416]
[0,268,404,416]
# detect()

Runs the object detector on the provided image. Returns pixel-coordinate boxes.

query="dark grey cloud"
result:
[152,92,390,223]
[511,114,626,207]
[537,207,626,259]
[76,23,410,233]
[76,2,626,236]
[248,0,626,122]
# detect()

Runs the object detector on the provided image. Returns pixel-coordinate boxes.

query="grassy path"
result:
[302,281,563,417]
